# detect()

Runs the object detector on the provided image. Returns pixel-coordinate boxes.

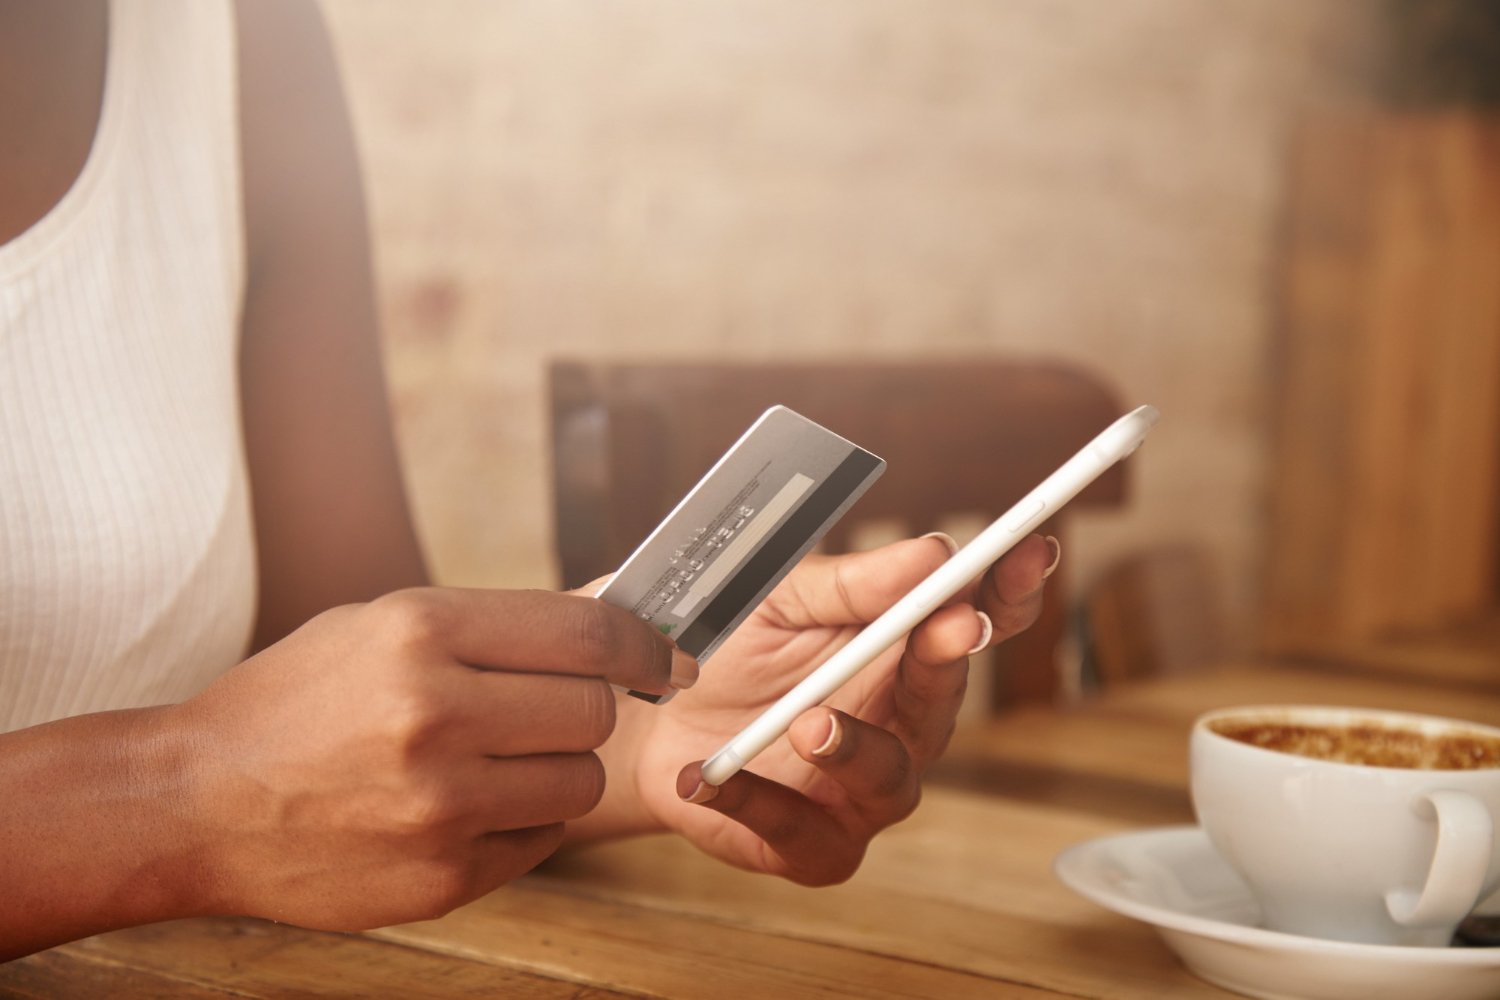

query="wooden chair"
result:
[549,360,1128,708]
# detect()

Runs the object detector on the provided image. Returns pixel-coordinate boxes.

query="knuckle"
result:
[310,602,363,633]
[383,683,449,756]
[390,783,462,835]
[373,588,450,651]
[566,600,625,672]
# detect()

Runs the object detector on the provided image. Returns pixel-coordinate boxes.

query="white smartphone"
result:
[699,404,1160,786]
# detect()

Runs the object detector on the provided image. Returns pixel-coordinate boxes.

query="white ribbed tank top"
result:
[0,0,257,734]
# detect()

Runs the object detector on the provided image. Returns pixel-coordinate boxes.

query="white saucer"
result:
[1054,826,1500,1000]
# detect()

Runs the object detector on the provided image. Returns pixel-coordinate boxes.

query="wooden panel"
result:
[1264,114,1377,648]
[377,882,1062,999]
[1090,661,1500,727]
[35,917,626,999]
[926,751,1195,827]
[1345,116,1500,632]
[1278,620,1500,689]
[1265,112,1500,651]
[18,664,1499,997]
[382,790,1232,1000]
[0,951,236,999]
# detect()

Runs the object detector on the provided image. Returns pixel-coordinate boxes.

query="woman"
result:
[0,0,1058,959]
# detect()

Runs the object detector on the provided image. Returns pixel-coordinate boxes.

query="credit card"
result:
[597,406,885,704]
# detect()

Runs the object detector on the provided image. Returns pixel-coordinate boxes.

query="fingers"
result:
[772,536,955,628]
[479,822,566,871]
[674,708,932,881]
[975,534,1057,641]
[885,601,985,763]
[675,762,865,886]
[771,531,1055,635]
[870,534,1056,766]
[787,709,922,827]
[446,673,617,757]
[384,824,567,926]
[368,588,690,694]
[470,822,567,890]
[464,753,607,833]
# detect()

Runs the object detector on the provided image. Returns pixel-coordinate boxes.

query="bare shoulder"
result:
[234,0,362,270]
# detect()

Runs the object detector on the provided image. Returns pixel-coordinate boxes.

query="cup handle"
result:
[1385,790,1494,927]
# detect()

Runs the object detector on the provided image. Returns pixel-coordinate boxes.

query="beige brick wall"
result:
[319,0,1361,650]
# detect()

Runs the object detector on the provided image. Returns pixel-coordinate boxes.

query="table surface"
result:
[7,659,1500,999]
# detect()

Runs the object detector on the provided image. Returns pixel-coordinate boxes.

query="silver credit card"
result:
[596,406,885,703]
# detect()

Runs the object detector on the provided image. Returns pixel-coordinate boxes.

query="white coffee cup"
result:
[1191,705,1500,947]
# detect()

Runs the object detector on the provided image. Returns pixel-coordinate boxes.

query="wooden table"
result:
[7,661,1500,998]
[1270,610,1500,691]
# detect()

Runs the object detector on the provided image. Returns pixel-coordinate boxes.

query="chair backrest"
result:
[550,360,1127,707]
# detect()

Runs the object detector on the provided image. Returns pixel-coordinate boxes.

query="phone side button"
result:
[1001,498,1045,533]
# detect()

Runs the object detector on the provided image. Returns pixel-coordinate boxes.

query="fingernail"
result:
[1042,536,1061,579]
[670,649,700,690]
[812,713,843,757]
[966,611,993,656]
[680,780,719,804]
[921,531,960,557]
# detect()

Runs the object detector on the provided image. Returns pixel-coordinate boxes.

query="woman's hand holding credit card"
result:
[584,405,1158,885]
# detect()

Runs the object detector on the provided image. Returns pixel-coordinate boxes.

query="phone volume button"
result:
[1002,498,1045,533]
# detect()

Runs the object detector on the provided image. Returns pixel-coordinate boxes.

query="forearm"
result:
[0,705,218,960]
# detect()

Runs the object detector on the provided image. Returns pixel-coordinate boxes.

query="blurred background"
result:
[316,0,1500,707]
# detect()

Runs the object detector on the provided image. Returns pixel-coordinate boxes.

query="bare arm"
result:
[0,708,212,959]
[0,0,433,958]
[0,589,681,960]
[238,0,428,650]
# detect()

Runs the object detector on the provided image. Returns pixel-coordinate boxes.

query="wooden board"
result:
[1093,662,1500,726]
[19,663,1500,998]
[2,917,628,999]
[378,880,1065,999]
[378,791,1230,1000]
[1264,112,1500,651]
[1281,611,1500,690]
[0,950,238,1000]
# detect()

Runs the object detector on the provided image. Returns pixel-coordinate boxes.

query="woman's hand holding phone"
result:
[582,532,1057,886]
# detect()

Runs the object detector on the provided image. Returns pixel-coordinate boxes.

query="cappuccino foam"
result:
[1209,719,1500,770]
